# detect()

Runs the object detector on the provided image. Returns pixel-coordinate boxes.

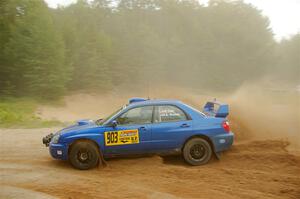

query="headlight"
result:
[51,134,60,144]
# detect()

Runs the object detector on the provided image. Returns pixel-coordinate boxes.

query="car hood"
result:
[58,119,99,135]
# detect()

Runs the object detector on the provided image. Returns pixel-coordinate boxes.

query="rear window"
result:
[154,105,187,123]
[183,104,206,117]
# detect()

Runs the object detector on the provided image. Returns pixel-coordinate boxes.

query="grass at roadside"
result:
[0,98,63,128]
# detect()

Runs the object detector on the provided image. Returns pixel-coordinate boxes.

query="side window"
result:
[154,105,187,123]
[116,106,153,125]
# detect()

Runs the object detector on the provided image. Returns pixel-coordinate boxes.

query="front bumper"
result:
[211,132,234,152]
[43,133,68,160]
[49,143,68,160]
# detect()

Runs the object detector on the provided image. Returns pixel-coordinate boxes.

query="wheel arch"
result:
[68,138,101,157]
[182,134,216,155]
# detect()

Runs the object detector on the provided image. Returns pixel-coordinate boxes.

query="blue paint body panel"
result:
[48,98,234,160]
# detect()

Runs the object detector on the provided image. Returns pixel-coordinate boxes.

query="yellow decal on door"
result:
[104,129,139,146]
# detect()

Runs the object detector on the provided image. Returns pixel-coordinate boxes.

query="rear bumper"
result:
[49,143,68,160]
[211,132,234,152]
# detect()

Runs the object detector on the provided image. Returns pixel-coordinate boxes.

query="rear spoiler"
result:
[203,100,229,118]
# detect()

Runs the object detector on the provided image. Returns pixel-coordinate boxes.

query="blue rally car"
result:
[43,98,234,170]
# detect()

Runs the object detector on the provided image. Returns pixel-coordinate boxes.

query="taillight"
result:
[222,121,230,133]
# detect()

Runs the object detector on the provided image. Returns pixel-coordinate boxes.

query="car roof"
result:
[127,99,182,107]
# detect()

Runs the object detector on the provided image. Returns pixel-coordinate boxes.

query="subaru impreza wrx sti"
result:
[43,98,234,170]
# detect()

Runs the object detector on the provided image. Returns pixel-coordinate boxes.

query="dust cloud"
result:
[226,82,300,150]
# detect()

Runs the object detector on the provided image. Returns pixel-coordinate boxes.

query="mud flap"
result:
[215,152,221,160]
[98,148,108,168]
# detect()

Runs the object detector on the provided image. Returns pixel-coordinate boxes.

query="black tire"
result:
[183,137,212,166]
[69,141,100,170]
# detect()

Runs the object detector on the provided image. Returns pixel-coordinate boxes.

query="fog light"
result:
[219,139,226,144]
[57,150,62,155]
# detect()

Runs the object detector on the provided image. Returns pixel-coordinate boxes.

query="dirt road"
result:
[1,88,300,199]
[1,128,300,199]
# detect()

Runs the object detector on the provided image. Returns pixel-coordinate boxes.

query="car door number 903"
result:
[104,129,140,146]
[106,132,118,144]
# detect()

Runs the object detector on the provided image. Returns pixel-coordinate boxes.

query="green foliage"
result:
[53,1,114,91]
[0,98,62,128]
[0,0,69,99]
[0,0,298,100]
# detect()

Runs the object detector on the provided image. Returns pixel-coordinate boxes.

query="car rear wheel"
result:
[183,137,212,166]
[69,141,100,170]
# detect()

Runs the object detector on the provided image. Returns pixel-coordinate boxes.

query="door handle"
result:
[139,126,147,130]
[180,123,190,128]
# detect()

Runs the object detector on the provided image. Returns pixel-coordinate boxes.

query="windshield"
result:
[96,106,126,125]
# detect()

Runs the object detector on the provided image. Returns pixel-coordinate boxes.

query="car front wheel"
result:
[69,141,100,170]
[183,137,212,166]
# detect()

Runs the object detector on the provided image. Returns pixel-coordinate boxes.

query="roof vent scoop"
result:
[129,98,147,104]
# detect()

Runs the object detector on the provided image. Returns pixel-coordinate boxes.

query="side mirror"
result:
[110,120,118,128]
